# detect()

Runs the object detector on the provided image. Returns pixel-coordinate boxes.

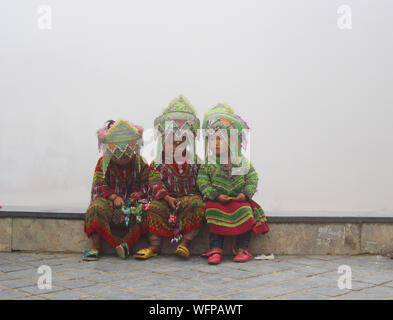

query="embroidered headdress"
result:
[97,119,144,175]
[154,94,200,136]
[154,94,200,163]
[202,103,250,164]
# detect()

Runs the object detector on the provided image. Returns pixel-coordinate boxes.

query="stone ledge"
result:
[1,208,393,223]
[1,208,392,255]
[0,218,12,252]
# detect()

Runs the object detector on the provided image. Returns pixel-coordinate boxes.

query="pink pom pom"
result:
[97,127,107,138]
[134,125,144,133]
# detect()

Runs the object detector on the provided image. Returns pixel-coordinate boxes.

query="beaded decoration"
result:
[169,202,183,244]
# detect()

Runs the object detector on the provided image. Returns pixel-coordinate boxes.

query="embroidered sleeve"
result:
[149,162,170,200]
[197,165,220,200]
[91,157,116,201]
[241,163,259,200]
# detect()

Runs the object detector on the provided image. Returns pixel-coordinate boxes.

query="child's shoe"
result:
[115,243,130,259]
[83,249,99,261]
[233,249,253,262]
[201,249,224,265]
[176,244,191,258]
[134,248,159,260]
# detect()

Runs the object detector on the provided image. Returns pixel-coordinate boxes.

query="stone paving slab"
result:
[0,287,30,299]
[0,252,392,300]
[274,292,327,300]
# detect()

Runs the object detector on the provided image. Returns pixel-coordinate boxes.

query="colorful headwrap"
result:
[202,103,250,163]
[154,94,200,136]
[97,119,144,175]
[154,95,200,163]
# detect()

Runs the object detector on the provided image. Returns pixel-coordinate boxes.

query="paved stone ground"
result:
[0,252,392,300]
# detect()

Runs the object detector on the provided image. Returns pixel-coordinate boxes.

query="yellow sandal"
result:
[134,248,159,260]
[176,244,190,258]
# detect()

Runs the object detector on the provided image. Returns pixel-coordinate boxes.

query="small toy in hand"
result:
[120,197,150,227]
[120,203,132,227]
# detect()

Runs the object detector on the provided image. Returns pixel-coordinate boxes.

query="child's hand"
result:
[235,193,247,202]
[113,196,125,207]
[130,191,144,199]
[216,194,230,204]
[164,195,179,209]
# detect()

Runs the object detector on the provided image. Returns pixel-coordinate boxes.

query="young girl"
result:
[197,103,269,264]
[134,95,205,259]
[84,119,150,261]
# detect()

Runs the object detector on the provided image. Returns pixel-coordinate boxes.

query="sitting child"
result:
[197,104,269,264]
[83,119,149,261]
[134,95,205,259]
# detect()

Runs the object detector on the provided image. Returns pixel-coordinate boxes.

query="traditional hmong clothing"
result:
[147,161,205,239]
[84,119,149,248]
[198,103,269,242]
[146,95,205,242]
[197,161,268,236]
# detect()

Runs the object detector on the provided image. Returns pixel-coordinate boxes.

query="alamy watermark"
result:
[140,126,252,175]
[37,5,52,30]
[337,5,352,30]
[37,265,52,290]
[337,265,352,289]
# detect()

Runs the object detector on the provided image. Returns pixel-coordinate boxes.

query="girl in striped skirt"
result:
[197,104,269,264]
[84,119,149,261]
[134,95,205,260]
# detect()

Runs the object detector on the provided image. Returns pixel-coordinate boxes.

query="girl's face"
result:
[112,154,131,166]
[209,135,228,156]
[164,133,187,153]
[163,133,188,164]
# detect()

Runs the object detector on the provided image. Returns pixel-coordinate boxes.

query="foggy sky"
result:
[0,0,392,215]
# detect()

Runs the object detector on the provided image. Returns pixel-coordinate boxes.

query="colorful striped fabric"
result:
[149,161,199,199]
[85,155,150,248]
[85,197,148,247]
[91,155,149,201]
[197,161,258,200]
[205,200,256,235]
[197,161,268,235]
[147,195,205,238]
[146,162,205,238]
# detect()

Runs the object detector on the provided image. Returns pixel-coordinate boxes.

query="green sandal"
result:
[83,249,99,261]
[115,243,130,259]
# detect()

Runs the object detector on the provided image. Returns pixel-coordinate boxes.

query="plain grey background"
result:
[0,0,392,216]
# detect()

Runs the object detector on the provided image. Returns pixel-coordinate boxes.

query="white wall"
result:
[0,0,392,214]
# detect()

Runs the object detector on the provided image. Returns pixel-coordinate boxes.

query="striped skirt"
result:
[84,197,148,248]
[147,195,205,238]
[205,199,269,236]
